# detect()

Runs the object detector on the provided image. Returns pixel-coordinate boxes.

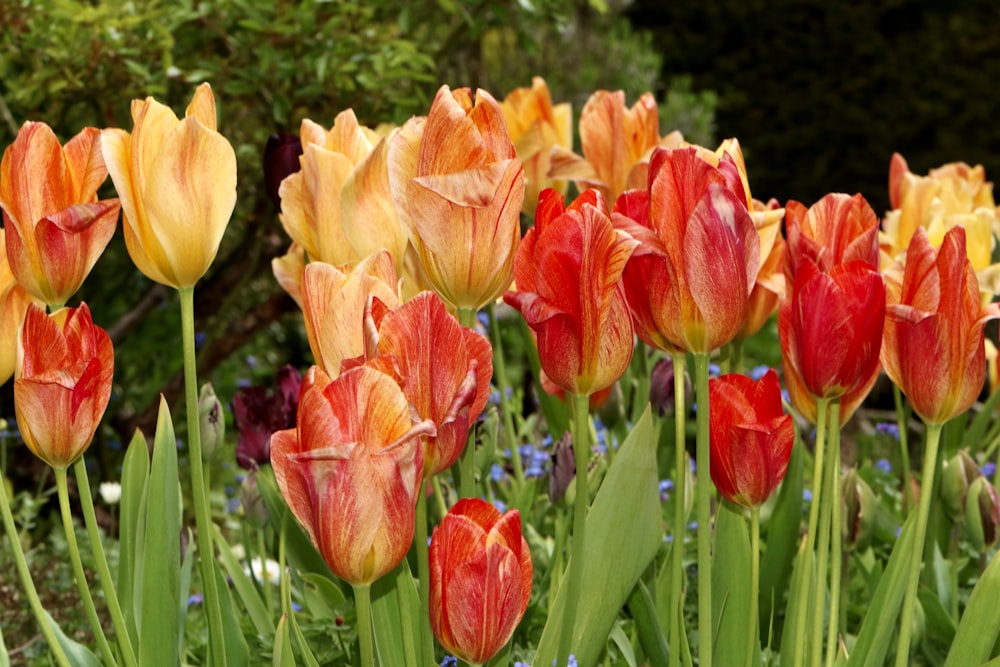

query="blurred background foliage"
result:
[0,0,713,482]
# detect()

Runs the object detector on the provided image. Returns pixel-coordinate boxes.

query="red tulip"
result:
[14,303,114,468]
[709,369,794,508]
[429,498,532,664]
[784,192,880,281]
[614,146,760,354]
[779,258,885,404]
[504,188,638,396]
[881,226,1000,424]
[270,365,434,584]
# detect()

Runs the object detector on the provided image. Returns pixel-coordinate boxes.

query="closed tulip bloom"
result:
[504,189,638,396]
[881,226,1000,424]
[429,498,533,665]
[14,303,114,469]
[0,123,119,307]
[270,365,434,585]
[101,83,237,288]
[779,258,885,402]
[784,192,880,282]
[388,85,524,311]
[614,146,760,354]
[709,369,794,508]
[1,236,40,384]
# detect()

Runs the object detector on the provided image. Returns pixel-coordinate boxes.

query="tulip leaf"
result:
[118,428,149,648]
[139,397,181,667]
[42,610,101,667]
[0,621,8,667]
[609,623,638,667]
[273,615,296,667]
[214,560,251,667]
[213,524,276,639]
[778,534,814,663]
[845,510,917,667]
[962,383,1000,451]
[533,406,661,667]
[300,572,348,621]
[943,548,1000,667]
[287,599,321,667]
[370,559,420,667]
[712,501,754,667]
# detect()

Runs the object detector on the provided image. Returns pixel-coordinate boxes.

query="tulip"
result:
[388,85,524,311]
[0,123,119,307]
[262,131,303,210]
[270,365,434,585]
[708,369,794,508]
[500,77,573,214]
[504,189,638,396]
[779,258,885,404]
[614,146,760,354]
[101,82,237,288]
[272,242,306,307]
[881,226,1000,424]
[784,192,880,282]
[429,498,533,665]
[231,365,301,470]
[940,450,981,521]
[14,303,114,469]
[372,291,493,478]
[0,236,39,384]
[737,228,786,342]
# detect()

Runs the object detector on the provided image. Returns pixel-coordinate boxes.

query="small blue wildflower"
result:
[519,443,535,460]
[552,656,578,667]
[781,389,790,404]
[492,499,507,513]
[246,354,258,368]
[514,663,530,667]
[875,422,901,441]
[476,310,490,331]
[236,377,251,388]
[226,497,241,514]
[490,463,505,482]
[875,458,893,475]
[803,489,813,503]
[195,331,206,350]
[895,526,902,538]
[688,521,698,530]
[442,656,458,667]
[749,365,770,381]
[188,593,203,606]
[708,363,721,377]
[982,462,997,478]
[291,601,302,612]
[664,534,674,542]
[659,479,674,502]
[690,458,696,474]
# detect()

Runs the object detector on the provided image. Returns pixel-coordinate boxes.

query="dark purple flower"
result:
[232,365,302,469]
[263,132,303,210]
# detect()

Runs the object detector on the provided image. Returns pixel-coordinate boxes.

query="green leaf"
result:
[533,407,662,667]
[370,559,420,667]
[712,501,753,667]
[215,560,251,666]
[118,428,149,648]
[0,619,8,667]
[609,623,638,667]
[42,610,101,667]
[759,433,804,635]
[944,548,1000,667]
[273,615,296,667]
[300,572,348,621]
[139,398,181,666]
[214,525,277,639]
[779,535,814,664]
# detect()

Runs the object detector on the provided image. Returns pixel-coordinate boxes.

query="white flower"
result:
[99,481,121,505]
[245,557,281,586]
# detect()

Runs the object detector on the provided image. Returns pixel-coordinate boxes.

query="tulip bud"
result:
[263,132,303,210]
[842,469,877,551]
[198,382,224,462]
[549,431,575,505]
[940,450,980,521]
[240,470,268,529]
[965,476,1000,551]
[649,356,692,417]
[596,381,625,431]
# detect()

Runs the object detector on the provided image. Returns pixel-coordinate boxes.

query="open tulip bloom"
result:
[10,78,1000,667]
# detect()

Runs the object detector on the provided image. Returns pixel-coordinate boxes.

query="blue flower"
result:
[441,657,458,667]
[749,364,771,381]
[491,463,505,482]
[982,462,997,478]
[187,593,203,606]
[875,458,893,475]
[803,489,813,503]
[491,499,507,513]
[875,422,901,441]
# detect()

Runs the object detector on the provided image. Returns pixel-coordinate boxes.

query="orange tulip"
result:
[429,498,532,665]
[270,365,434,585]
[737,226,786,341]
[784,192,880,281]
[0,236,39,384]
[614,146,760,354]
[881,226,1000,424]
[504,189,638,396]
[388,85,524,311]
[14,303,113,468]
[500,77,573,214]
[101,83,237,288]
[372,291,493,478]
[0,123,119,307]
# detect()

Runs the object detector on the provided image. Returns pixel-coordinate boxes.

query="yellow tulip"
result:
[101,83,237,288]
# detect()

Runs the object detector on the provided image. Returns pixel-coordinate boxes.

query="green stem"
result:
[415,485,436,667]
[893,385,913,515]
[257,528,274,614]
[488,302,525,485]
[456,306,479,499]
[73,459,138,667]
[791,397,830,667]
[824,401,842,667]
[396,567,419,667]
[693,353,712,667]
[556,392,593,667]
[745,508,760,667]
[811,400,839,667]
[669,352,688,667]
[54,466,117,666]
[0,462,72,667]
[354,583,376,667]
[730,340,745,376]
[179,286,226,666]
[894,422,944,667]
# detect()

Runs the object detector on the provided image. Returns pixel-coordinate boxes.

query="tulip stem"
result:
[73,458,138,667]
[415,486,437,667]
[811,401,838,667]
[54,466,118,667]
[456,307,479,499]
[791,397,830,667]
[179,286,226,666]
[693,352,713,667]
[556,392,593,667]
[353,583,376,667]
[745,507,760,667]
[894,422,943,667]
[488,303,525,486]
[892,385,913,514]
[824,401,842,667]
[0,461,72,667]
[669,352,688,667]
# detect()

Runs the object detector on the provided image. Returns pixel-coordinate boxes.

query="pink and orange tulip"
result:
[881,226,1000,424]
[388,85,524,311]
[14,303,114,469]
[0,236,39,384]
[784,192,881,280]
[504,189,638,396]
[270,365,434,585]
[429,498,533,664]
[614,146,760,354]
[0,123,119,307]
[709,369,794,508]
[101,83,237,289]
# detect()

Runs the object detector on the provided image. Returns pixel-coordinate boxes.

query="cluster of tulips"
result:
[2,72,1000,667]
